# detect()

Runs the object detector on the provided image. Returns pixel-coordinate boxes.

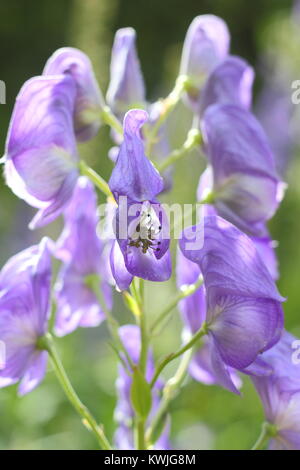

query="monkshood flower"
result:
[114,325,170,450]
[109,109,171,284]
[200,104,285,237]
[199,56,254,115]
[0,238,52,395]
[3,75,79,229]
[179,215,284,393]
[44,47,104,142]
[176,249,241,390]
[252,331,300,450]
[54,177,112,336]
[106,28,145,119]
[180,15,230,111]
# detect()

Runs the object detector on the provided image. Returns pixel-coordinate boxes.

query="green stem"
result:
[251,422,276,450]
[145,75,190,155]
[150,276,204,335]
[100,105,123,135]
[39,333,111,450]
[146,348,193,446]
[136,418,146,450]
[150,323,208,389]
[158,128,202,173]
[137,279,148,376]
[79,161,113,198]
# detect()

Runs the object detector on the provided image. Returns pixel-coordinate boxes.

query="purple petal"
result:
[18,351,48,396]
[106,28,145,118]
[110,241,133,291]
[44,47,103,141]
[109,109,164,201]
[200,56,254,114]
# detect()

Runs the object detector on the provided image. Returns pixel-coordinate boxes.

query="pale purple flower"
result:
[109,109,171,283]
[114,325,170,450]
[200,105,285,237]
[180,15,230,111]
[43,47,104,141]
[0,238,52,395]
[3,75,79,229]
[106,28,145,119]
[252,331,300,450]
[54,177,112,336]
[179,215,284,393]
[199,56,254,115]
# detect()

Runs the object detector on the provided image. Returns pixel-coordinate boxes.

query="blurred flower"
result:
[200,105,285,237]
[114,325,170,450]
[252,331,300,450]
[180,15,230,111]
[199,56,254,115]
[54,177,112,336]
[44,47,104,142]
[179,215,284,393]
[0,238,52,395]
[2,75,79,229]
[106,28,145,119]
[109,110,171,283]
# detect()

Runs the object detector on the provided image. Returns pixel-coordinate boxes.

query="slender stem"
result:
[157,128,202,173]
[100,105,123,135]
[138,280,148,376]
[150,323,208,389]
[145,75,190,155]
[39,333,111,450]
[136,418,146,450]
[79,160,113,198]
[150,276,204,335]
[146,348,193,446]
[251,422,276,450]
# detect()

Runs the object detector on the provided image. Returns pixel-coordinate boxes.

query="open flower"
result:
[114,325,170,450]
[44,47,104,141]
[179,215,284,393]
[109,109,171,283]
[3,75,79,229]
[252,331,300,450]
[200,104,285,237]
[180,15,230,111]
[0,238,52,395]
[54,177,112,336]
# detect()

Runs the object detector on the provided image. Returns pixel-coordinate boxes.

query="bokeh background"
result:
[0,0,299,450]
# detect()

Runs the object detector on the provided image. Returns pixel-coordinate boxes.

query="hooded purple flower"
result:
[3,75,79,229]
[43,47,104,141]
[0,238,52,395]
[176,249,242,391]
[179,215,284,393]
[109,109,171,283]
[252,331,300,450]
[200,104,285,237]
[114,325,170,450]
[199,56,254,115]
[180,15,230,111]
[106,28,145,119]
[54,177,112,336]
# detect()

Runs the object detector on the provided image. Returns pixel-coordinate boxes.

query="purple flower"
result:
[114,325,170,450]
[180,15,230,111]
[3,75,79,229]
[54,177,112,336]
[43,47,104,142]
[179,215,284,393]
[176,249,242,390]
[252,331,300,450]
[109,109,171,283]
[200,104,285,237]
[106,28,145,119]
[0,238,52,395]
[199,56,254,115]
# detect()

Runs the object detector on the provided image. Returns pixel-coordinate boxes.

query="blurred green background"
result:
[0,0,299,450]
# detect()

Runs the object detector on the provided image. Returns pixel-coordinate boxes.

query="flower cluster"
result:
[0,14,297,451]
